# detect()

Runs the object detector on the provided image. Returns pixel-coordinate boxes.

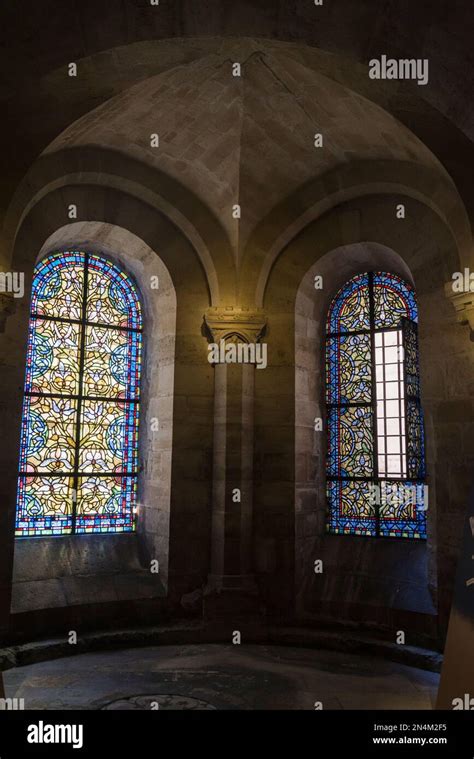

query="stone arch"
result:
[8,35,473,292]
[294,243,437,631]
[0,19,472,654]
[10,221,176,615]
[1,182,216,637]
[3,146,235,305]
[242,159,471,308]
[255,192,469,640]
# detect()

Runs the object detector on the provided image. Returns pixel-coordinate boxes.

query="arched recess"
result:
[0,182,215,638]
[255,191,471,642]
[294,244,436,630]
[10,222,176,613]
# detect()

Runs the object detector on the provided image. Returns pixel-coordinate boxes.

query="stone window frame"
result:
[294,242,435,618]
[11,222,177,613]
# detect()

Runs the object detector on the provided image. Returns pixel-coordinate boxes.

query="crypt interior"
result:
[0,1,473,709]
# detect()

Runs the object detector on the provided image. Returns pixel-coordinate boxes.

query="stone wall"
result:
[0,17,472,652]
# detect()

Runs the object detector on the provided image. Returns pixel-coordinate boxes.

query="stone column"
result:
[203,307,266,618]
[444,282,474,333]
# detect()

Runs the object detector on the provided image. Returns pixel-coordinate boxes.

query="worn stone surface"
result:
[3,644,439,711]
[103,694,217,711]
[0,623,442,675]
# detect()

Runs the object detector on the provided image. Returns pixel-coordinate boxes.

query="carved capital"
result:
[204,307,266,344]
[445,281,474,332]
[0,292,16,332]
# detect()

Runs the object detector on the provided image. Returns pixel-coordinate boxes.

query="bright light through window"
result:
[374,330,406,478]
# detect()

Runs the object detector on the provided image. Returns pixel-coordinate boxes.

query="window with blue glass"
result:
[16,251,142,537]
[325,271,426,539]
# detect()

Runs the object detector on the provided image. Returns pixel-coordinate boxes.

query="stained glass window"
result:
[15,251,142,537]
[325,271,426,539]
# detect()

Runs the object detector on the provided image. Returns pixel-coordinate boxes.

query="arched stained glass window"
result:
[15,251,142,537]
[325,271,426,539]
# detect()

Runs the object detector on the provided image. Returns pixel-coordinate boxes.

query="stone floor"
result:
[3,644,439,710]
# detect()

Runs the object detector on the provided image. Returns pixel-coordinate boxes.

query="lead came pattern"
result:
[327,406,373,478]
[326,333,371,405]
[326,271,426,539]
[326,480,377,536]
[15,251,143,537]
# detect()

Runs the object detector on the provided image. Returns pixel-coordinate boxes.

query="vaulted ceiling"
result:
[1,2,473,265]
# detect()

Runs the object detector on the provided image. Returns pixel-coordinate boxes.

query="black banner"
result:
[0,711,473,757]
